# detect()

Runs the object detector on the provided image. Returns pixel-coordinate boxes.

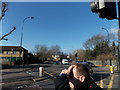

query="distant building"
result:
[52,55,60,61]
[0,46,28,65]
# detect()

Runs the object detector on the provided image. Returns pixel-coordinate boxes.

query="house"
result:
[0,46,28,65]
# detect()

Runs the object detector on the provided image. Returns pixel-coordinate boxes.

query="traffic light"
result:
[90,0,99,13]
[90,0,117,20]
[75,53,78,58]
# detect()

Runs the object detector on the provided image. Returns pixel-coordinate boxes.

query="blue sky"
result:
[1,2,118,53]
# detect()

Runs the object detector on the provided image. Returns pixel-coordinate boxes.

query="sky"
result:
[1,2,118,53]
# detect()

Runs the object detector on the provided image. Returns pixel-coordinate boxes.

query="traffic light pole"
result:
[118,0,120,71]
[90,0,120,71]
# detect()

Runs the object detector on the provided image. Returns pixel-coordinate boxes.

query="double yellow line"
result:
[43,71,60,78]
[33,71,60,82]
[99,74,114,90]
[107,75,114,90]
[100,75,103,88]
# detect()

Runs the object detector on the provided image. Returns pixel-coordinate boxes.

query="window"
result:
[13,51,16,54]
[6,51,10,54]
[0,50,3,54]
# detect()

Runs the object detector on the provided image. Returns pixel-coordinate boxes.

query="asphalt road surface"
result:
[1,63,119,90]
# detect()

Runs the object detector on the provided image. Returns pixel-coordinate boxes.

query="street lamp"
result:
[101,28,110,43]
[20,16,35,47]
[101,28,112,66]
[20,16,34,69]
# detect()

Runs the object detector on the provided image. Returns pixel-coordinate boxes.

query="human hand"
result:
[60,65,75,76]
[60,69,69,75]
[67,65,75,77]
[68,65,75,73]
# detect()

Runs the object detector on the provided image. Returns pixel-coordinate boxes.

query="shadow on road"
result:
[93,73,110,82]
[2,64,51,69]
[2,64,51,75]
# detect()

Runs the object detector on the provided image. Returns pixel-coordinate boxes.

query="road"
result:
[1,63,119,90]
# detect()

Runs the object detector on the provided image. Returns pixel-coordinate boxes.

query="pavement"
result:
[95,67,120,90]
[1,67,33,90]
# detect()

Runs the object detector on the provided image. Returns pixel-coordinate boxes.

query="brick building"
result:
[0,46,28,65]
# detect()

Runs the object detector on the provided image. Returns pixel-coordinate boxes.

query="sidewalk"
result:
[2,68,30,73]
[95,69,120,90]
[1,67,34,90]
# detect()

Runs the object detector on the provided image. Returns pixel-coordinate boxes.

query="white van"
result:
[62,59,69,64]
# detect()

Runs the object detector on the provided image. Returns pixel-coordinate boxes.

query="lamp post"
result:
[101,28,110,43]
[20,16,34,69]
[101,28,112,66]
[20,16,34,47]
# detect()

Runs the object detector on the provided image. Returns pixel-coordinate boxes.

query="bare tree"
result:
[0,2,8,21]
[77,49,86,60]
[83,34,105,50]
[34,45,49,61]
[0,2,16,41]
[70,49,86,61]
[34,45,41,54]
[34,44,61,61]
[49,45,61,55]
[0,27,16,41]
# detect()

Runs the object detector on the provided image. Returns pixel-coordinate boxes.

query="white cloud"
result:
[110,28,118,35]
[110,28,118,41]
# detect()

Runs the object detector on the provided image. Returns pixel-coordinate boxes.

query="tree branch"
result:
[0,27,16,41]
[0,3,8,21]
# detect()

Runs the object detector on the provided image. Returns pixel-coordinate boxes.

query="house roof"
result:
[0,46,28,51]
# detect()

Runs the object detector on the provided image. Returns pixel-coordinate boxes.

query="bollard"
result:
[115,66,117,71]
[110,66,114,74]
[39,67,44,77]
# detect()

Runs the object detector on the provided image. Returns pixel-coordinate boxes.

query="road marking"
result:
[50,71,60,74]
[107,75,114,90]
[100,75,103,88]
[33,71,59,82]
[44,71,56,78]
[33,77,46,82]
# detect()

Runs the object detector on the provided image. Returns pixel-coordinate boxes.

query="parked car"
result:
[76,61,84,63]
[53,61,59,64]
[62,58,69,65]
[86,62,95,67]
[69,59,72,62]
[76,61,93,75]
